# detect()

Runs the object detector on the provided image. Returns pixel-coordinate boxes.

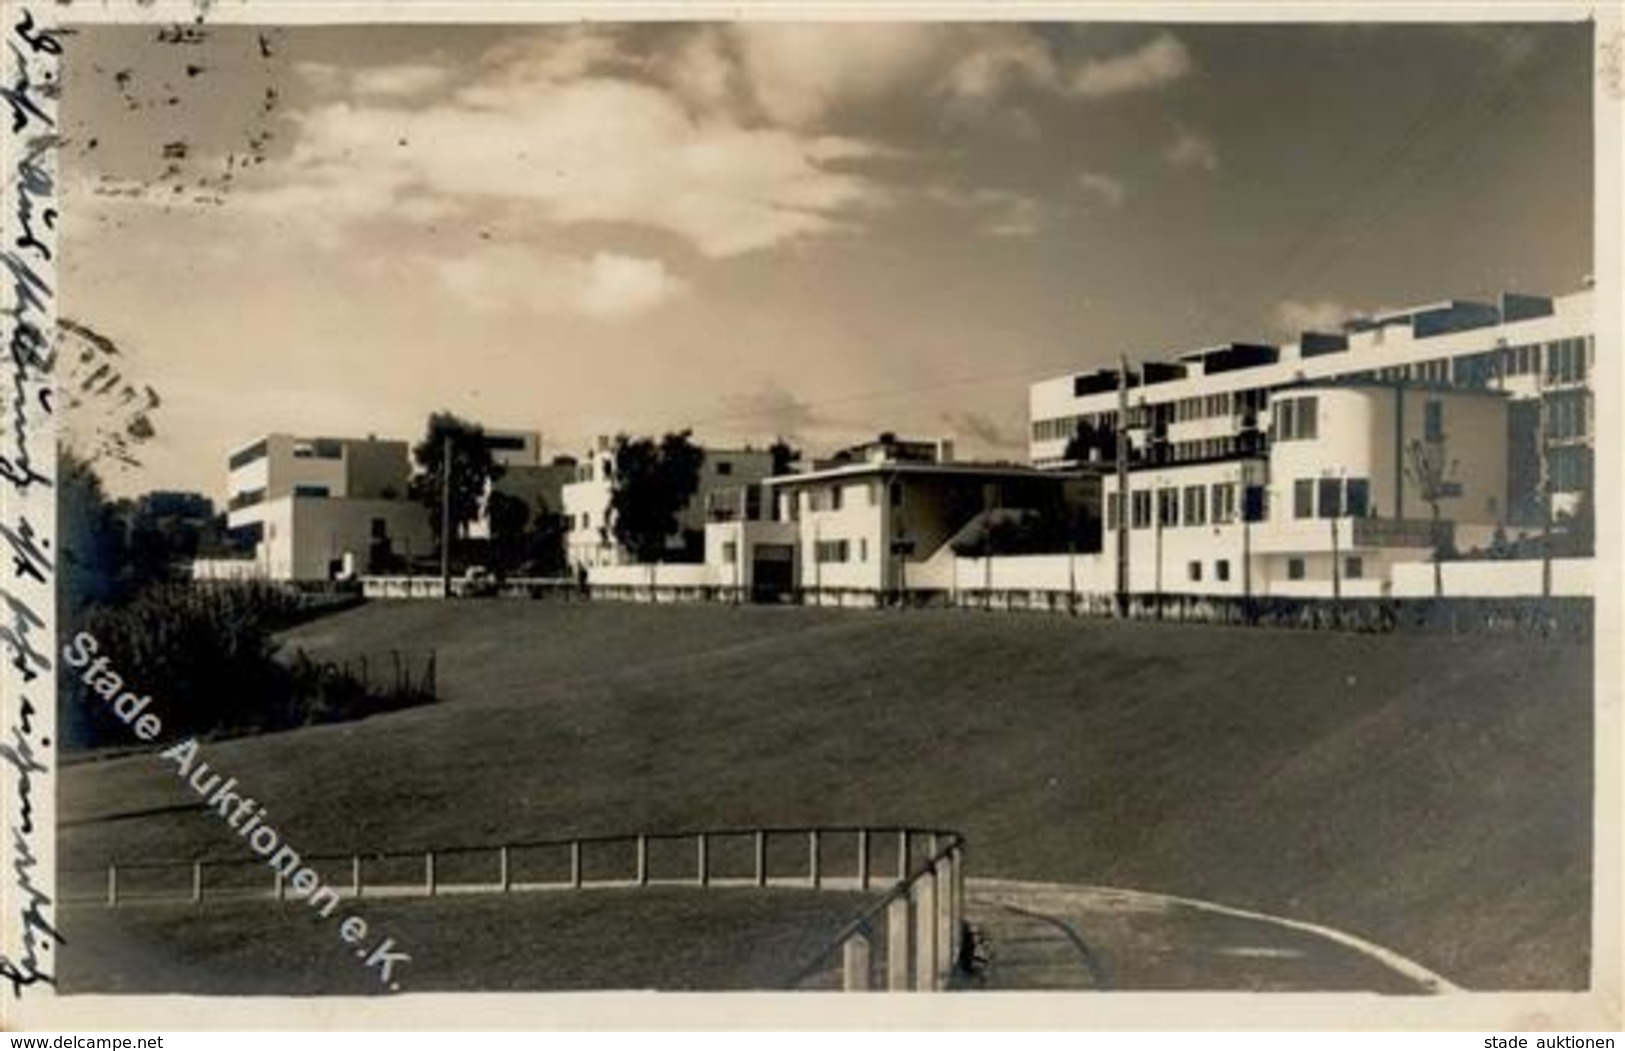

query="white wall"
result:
[1390,558,1593,597]
[258,497,434,582]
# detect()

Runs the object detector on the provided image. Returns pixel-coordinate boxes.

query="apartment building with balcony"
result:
[1100,383,1512,598]
[1030,287,1595,522]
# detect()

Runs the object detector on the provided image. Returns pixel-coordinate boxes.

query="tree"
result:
[769,438,801,477]
[486,490,532,576]
[409,412,504,553]
[607,430,704,563]
[58,450,128,612]
[1405,438,1459,598]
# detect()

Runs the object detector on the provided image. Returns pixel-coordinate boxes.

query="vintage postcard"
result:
[1,0,1619,1032]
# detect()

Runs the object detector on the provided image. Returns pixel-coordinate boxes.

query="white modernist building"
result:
[1023,287,1595,598]
[1031,288,1593,515]
[217,433,433,581]
[563,437,777,569]
[1098,383,1513,599]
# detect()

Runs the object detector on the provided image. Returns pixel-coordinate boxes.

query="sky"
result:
[60,16,1595,499]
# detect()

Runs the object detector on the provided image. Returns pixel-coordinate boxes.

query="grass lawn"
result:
[59,887,870,994]
[60,600,1593,990]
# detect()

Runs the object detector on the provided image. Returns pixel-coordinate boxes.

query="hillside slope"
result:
[60,600,1594,989]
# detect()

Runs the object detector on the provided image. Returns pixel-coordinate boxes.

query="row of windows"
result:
[1547,337,1590,386]
[1546,391,1591,443]
[1106,482,1244,531]
[1285,556,1364,581]
[1035,336,1592,447]
[814,538,872,564]
[292,485,330,498]
[1272,396,1320,442]
[228,439,268,471]
[1549,446,1592,493]
[1292,477,1373,520]
[228,487,266,512]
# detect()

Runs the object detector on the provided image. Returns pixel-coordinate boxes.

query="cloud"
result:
[350,63,452,98]
[716,381,827,438]
[1273,298,1352,334]
[244,69,889,258]
[1165,124,1219,171]
[940,409,1023,453]
[928,184,1044,238]
[431,246,687,320]
[1067,33,1194,98]
[726,24,1193,126]
[1076,170,1127,208]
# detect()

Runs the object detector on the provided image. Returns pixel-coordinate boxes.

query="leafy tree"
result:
[607,430,704,563]
[769,438,800,477]
[486,490,532,575]
[409,412,504,552]
[58,450,127,613]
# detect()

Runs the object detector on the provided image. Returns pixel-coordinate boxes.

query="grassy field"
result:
[60,600,1593,990]
[60,888,868,994]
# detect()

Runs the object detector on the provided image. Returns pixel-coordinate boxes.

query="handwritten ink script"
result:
[1,3,63,998]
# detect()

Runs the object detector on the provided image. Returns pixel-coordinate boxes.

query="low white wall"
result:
[589,564,716,589]
[192,558,266,581]
[1389,558,1593,598]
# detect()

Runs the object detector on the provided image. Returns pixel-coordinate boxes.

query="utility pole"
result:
[439,431,453,598]
[1539,362,1553,598]
[1115,355,1132,617]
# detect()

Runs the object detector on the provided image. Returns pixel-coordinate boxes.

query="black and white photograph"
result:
[1,0,1619,1033]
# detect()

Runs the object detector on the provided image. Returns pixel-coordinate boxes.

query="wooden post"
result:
[274,867,286,902]
[107,864,118,907]
[886,895,911,991]
[499,846,511,892]
[636,835,649,886]
[351,855,363,898]
[425,851,437,896]
[754,830,768,887]
[570,841,582,889]
[936,855,954,981]
[914,869,938,992]
[857,829,871,891]
[842,930,873,992]
[808,830,822,889]
[898,830,910,881]
[192,861,203,903]
[696,833,709,888]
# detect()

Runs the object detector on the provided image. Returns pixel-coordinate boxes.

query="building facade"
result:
[563,438,777,569]
[219,433,431,581]
[1030,288,1594,521]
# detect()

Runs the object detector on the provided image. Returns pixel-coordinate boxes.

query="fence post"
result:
[107,864,118,907]
[936,853,954,983]
[914,867,938,992]
[886,895,911,991]
[842,929,872,992]
[192,861,203,903]
[499,846,511,892]
[351,855,363,898]
[425,851,437,896]
[755,830,768,887]
[636,835,649,886]
[857,829,870,891]
[274,867,286,902]
[696,833,709,888]
[808,830,821,889]
[570,841,583,889]
[898,830,910,881]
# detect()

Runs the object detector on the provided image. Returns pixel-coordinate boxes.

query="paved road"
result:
[963,880,1457,994]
